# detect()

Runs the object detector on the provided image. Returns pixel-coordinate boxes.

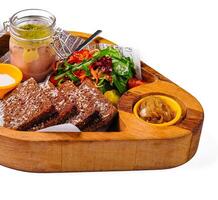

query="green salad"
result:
[50,47,144,104]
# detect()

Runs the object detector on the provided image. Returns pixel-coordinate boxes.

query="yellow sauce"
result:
[18,24,52,40]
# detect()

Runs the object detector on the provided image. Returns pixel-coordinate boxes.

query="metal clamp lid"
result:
[0,21,9,37]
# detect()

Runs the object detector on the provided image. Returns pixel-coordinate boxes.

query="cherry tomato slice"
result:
[128,78,145,89]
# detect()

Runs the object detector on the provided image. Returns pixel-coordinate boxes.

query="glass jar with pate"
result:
[4,9,57,82]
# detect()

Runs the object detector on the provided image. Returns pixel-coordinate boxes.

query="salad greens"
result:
[94,47,135,94]
[51,47,139,95]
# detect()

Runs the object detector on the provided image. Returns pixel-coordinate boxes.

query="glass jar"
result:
[5,9,57,82]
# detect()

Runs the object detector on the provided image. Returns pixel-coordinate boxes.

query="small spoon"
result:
[74,30,102,51]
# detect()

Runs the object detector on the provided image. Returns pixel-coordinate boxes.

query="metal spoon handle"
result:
[75,30,102,51]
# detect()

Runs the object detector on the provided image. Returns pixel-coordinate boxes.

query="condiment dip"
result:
[133,95,182,126]
[0,74,15,86]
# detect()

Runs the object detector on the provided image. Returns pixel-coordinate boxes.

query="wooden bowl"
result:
[0,32,204,172]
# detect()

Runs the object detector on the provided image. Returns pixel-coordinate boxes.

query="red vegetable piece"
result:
[49,75,58,86]
[67,49,92,64]
[128,78,145,89]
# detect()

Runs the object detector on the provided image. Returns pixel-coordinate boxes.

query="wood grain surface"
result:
[0,32,204,172]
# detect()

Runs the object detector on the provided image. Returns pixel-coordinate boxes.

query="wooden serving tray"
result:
[0,32,204,172]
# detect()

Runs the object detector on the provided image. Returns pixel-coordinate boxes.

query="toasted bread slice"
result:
[29,81,77,131]
[59,81,99,129]
[3,78,57,130]
[78,79,117,131]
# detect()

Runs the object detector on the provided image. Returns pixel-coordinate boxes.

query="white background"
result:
[0,0,217,199]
